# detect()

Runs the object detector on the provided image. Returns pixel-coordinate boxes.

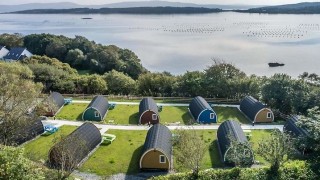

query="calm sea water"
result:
[1,12,320,77]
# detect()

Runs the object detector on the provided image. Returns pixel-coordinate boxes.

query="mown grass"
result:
[104,105,139,124]
[56,103,87,120]
[23,125,77,162]
[160,106,193,125]
[79,130,147,176]
[213,106,250,124]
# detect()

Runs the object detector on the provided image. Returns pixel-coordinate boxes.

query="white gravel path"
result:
[72,100,240,108]
[43,120,284,132]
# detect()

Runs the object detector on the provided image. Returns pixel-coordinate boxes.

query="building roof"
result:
[189,96,213,119]
[48,92,65,109]
[139,97,158,117]
[3,47,28,60]
[217,120,253,163]
[11,119,44,145]
[240,96,266,122]
[284,116,309,138]
[85,95,109,118]
[142,124,172,160]
[49,122,101,170]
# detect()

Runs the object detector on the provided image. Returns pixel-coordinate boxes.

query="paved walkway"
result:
[42,120,284,133]
[72,100,239,108]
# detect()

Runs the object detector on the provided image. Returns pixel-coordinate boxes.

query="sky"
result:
[0,0,318,5]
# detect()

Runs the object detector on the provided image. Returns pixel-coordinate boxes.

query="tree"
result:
[203,61,246,98]
[175,71,204,97]
[261,74,310,114]
[0,62,43,145]
[65,49,86,68]
[297,107,320,174]
[0,33,24,48]
[137,72,177,96]
[174,129,207,178]
[257,129,294,179]
[104,70,136,95]
[49,134,87,179]
[225,134,254,167]
[75,75,107,94]
[0,145,45,180]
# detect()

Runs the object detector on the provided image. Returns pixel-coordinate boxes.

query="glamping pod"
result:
[284,116,311,153]
[284,116,309,138]
[45,92,65,116]
[140,124,172,170]
[11,119,44,145]
[139,97,160,125]
[240,96,274,123]
[82,95,109,121]
[49,122,101,170]
[189,96,217,124]
[217,120,254,166]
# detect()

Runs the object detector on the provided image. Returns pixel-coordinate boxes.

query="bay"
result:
[0,12,320,77]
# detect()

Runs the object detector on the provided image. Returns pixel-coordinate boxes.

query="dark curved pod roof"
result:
[217,120,254,164]
[11,119,44,145]
[139,97,159,117]
[140,124,172,168]
[189,96,214,119]
[284,116,309,138]
[49,122,101,170]
[84,95,109,119]
[49,92,65,109]
[240,96,268,122]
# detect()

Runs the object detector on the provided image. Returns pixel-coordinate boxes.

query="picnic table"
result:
[102,133,116,145]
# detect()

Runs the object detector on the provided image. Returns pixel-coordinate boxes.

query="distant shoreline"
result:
[6,7,223,15]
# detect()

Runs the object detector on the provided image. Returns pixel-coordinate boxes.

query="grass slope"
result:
[56,103,87,120]
[23,125,77,162]
[213,106,250,124]
[160,106,193,125]
[105,105,139,124]
[79,130,147,176]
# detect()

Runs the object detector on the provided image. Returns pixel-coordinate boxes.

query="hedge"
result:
[151,160,317,180]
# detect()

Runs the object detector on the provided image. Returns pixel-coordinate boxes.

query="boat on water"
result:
[81,17,93,20]
[268,62,285,67]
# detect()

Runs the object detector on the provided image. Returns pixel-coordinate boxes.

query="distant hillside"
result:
[10,7,222,15]
[0,2,79,13]
[0,1,262,13]
[242,2,320,14]
[97,1,261,10]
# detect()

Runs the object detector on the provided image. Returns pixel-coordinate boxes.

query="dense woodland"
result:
[240,2,320,14]
[0,33,319,115]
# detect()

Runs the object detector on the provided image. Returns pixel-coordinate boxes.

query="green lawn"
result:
[23,125,77,162]
[213,107,250,124]
[105,105,139,124]
[160,106,193,125]
[56,103,87,120]
[79,130,147,176]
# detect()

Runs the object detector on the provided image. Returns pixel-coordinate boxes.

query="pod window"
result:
[160,155,166,163]
[267,112,272,118]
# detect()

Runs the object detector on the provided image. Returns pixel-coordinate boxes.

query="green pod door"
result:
[82,107,102,121]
